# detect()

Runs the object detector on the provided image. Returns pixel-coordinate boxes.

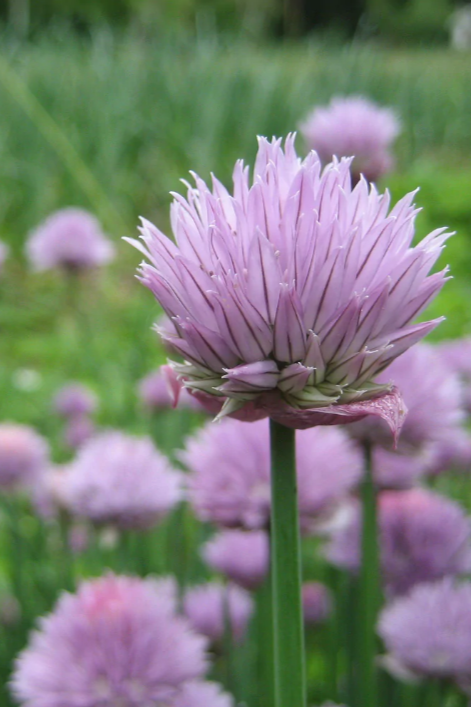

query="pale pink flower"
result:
[26,208,114,272]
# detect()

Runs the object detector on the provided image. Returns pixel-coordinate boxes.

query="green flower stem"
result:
[269,419,306,707]
[356,440,381,707]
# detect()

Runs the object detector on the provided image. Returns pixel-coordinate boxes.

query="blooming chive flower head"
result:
[128,135,447,432]
[183,582,253,644]
[62,431,182,529]
[181,418,362,530]
[201,530,269,590]
[378,578,471,681]
[0,424,49,491]
[326,489,471,596]
[11,574,208,707]
[299,96,400,183]
[53,382,98,418]
[302,582,332,625]
[26,208,115,272]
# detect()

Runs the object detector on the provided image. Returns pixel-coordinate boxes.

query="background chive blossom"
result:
[60,431,182,530]
[128,135,448,428]
[299,96,401,183]
[11,575,210,707]
[181,418,362,530]
[26,207,115,272]
[326,489,471,596]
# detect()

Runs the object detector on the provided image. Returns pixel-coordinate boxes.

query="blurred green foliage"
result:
[0,0,465,40]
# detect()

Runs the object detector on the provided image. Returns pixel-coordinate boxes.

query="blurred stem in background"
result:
[269,420,306,707]
[356,440,381,707]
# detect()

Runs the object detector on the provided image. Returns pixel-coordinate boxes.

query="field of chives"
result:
[1,29,471,707]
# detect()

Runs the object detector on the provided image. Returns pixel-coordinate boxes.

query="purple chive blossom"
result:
[181,417,362,530]
[378,578,471,682]
[64,416,96,450]
[299,96,400,183]
[350,344,464,449]
[26,208,115,272]
[201,530,269,590]
[302,582,332,625]
[11,574,208,707]
[438,337,471,413]
[53,382,98,418]
[0,424,49,491]
[326,489,471,597]
[425,429,471,477]
[62,431,182,530]
[138,368,205,412]
[127,135,448,432]
[183,582,253,644]
[172,681,234,707]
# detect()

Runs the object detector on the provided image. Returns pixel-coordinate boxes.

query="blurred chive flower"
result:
[181,418,362,531]
[26,207,115,272]
[138,368,204,412]
[0,423,49,492]
[172,681,234,707]
[64,416,96,450]
[326,489,471,596]
[128,135,447,432]
[350,344,464,453]
[11,574,210,707]
[62,431,182,530]
[299,96,400,183]
[53,382,98,418]
[438,337,471,413]
[302,582,332,625]
[183,582,253,645]
[378,578,471,683]
[201,529,269,590]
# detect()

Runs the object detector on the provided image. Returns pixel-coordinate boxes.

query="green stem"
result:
[356,440,381,707]
[269,419,306,707]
